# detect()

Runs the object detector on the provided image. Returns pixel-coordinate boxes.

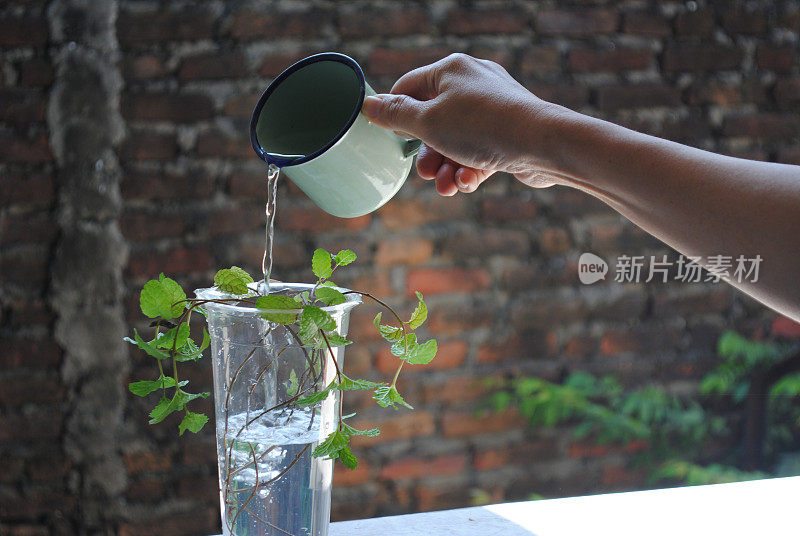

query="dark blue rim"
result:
[249,52,366,168]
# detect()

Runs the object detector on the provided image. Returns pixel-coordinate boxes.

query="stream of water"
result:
[257,163,280,296]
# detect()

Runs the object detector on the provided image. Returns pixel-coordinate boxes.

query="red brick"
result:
[375,237,433,266]
[120,210,190,241]
[722,113,800,140]
[224,92,261,119]
[427,305,492,336]
[0,133,52,163]
[0,377,65,406]
[177,475,218,502]
[123,450,172,474]
[18,58,54,87]
[0,412,62,441]
[564,334,598,359]
[119,130,177,161]
[378,197,469,230]
[476,331,559,364]
[568,47,652,72]
[122,54,167,80]
[259,49,316,78]
[777,146,800,165]
[528,84,590,109]
[445,9,528,35]
[406,267,491,296]
[540,227,571,254]
[0,89,46,123]
[0,491,75,519]
[122,93,214,123]
[415,484,473,512]
[722,7,767,35]
[196,129,252,159]
[479,196,537,222]
[8,300,55,329]
[0,339,62,368]
[333,459,373,487]
[346,271,394,300]
[126,477,165,502]
[421,376,487,404]
[772,316,800,339]
[208,206,264,236]
[118,511,218,536]
[117,9,215,44]
[278,205,371,233]
[596,84,681,111]
[0,248,49,287]
[0,15,47,46]
[756,46,797,74]
[121,169,214,201]
[349,411,435,445]
[775,76,800,105]
[536,9,618,36]
[1,212,56,246]
[475,439,559,470]
[379,454,467,481]
[622,11,671,37]
[443,229,530,260]
[663,44,741,72]
[511,296,587,330]
[229,8,327,40]
[674,9,715,36]
[178,51,246,80]
[375,339,466,375]
[601,464,646,488]
[367,48,450,78]
[519,46,561,78]
[441,408,523,437]
[339,8,430,38]
[126,246,211,278]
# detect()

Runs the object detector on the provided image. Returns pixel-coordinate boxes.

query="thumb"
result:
[362,94,423,136]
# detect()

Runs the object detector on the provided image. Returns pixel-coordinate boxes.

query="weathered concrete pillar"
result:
[46,0,129,531]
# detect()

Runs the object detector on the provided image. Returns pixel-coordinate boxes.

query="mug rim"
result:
[249,52,366,168]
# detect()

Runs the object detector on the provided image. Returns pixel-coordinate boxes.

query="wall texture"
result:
[1,0,799,534]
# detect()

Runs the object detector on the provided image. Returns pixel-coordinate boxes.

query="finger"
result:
[416,144,443,180]
[362,94,424,137]
[390,63,440,101]
[435,160,459,197]
[455,167,496,193]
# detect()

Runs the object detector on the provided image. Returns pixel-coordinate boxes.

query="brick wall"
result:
[2,0,799,534]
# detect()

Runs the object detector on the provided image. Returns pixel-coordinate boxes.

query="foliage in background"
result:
[487,331,800,491]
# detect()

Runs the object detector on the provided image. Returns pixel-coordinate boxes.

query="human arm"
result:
[361,54,800,320]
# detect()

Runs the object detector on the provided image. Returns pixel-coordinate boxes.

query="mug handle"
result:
[403,138,422,158]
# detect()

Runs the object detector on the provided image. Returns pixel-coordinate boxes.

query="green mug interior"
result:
[253,58,363,165]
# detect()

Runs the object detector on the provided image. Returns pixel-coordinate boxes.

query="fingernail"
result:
[362,95,383,119]
[455,175,468,190]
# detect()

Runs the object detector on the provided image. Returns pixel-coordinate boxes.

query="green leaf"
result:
[213,266,254,295]
[336,375,383,391]
[124,329,170,360]
[299,306,336,343]
[312,429,350,458]
[285,369,299,397]
[408,291,428,329]
[340,421,380,437]
[312,332,352,349]
[390,333,417,357]
[315,287,347,306]
[373,385,413,409]
[175,329,210,362]
[312,249,333,279]
[373,313,403,342]
[295,384,334,406]
[337,445,358,469]
[333,249,357,266]
[149,390,209,424]
[179,411,209,435]
[256,295,300,325]
[128,375,186,397]
[155,323,190,350]
[139,274,186,319]
[405,339,437,365]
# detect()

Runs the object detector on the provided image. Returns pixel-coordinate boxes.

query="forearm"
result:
[535,103,800,320]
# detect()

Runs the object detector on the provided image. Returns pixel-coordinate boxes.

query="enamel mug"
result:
[250,52,422,218]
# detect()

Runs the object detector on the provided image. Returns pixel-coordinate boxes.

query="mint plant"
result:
[125,248,437,470]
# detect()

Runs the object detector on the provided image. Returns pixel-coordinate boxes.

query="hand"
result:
[361,53,562,195]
